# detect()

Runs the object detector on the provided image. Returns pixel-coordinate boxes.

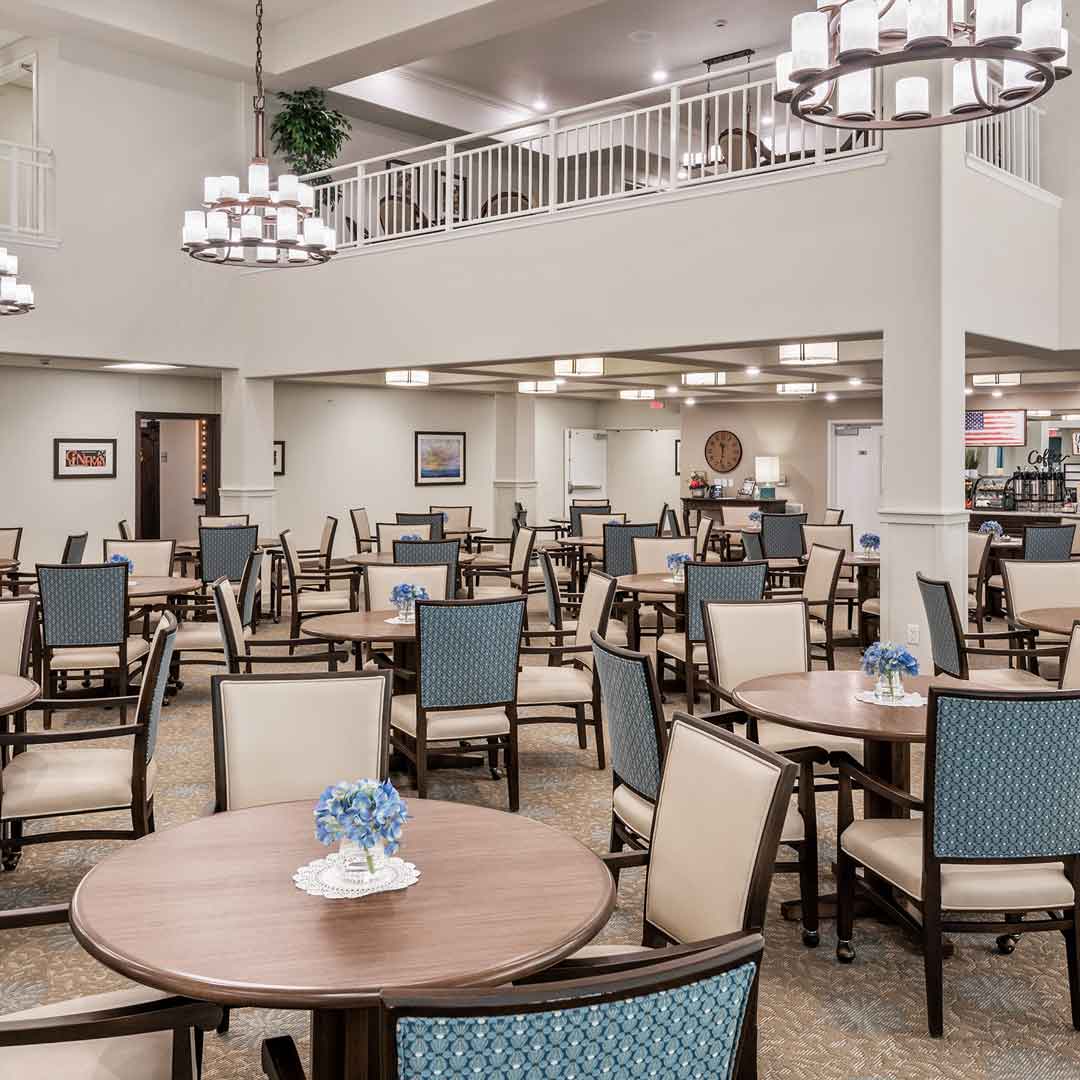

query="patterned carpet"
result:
[4,600,1080,1079]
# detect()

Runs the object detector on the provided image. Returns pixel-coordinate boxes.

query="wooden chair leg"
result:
[592,689,606,771]
[574,703,587,749]
[835,848,857,963]
[1065,903,1080,1031]
[1,818,22,872]
[486,736,501,779]
[608,815,624,887]
[506,722,520,813]
[796,761,820,947]
[923,906,945,1037]
[414,733,428,801]
[685,661,696,716]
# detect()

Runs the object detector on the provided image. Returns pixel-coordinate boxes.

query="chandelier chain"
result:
[254,0,264,111]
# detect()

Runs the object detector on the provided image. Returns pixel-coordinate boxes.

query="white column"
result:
[219,372,276,534]
[879,316,968,667]
[492,392,537,531]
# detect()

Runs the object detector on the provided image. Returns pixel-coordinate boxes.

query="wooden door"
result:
[138,419,161,539]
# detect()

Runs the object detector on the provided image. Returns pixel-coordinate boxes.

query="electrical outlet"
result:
[906,624,920,645]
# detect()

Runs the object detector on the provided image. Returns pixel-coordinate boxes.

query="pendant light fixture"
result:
[554,357,605,377]
[776,0,1066,132]
[180,1,335,268]
[0,248,33,315]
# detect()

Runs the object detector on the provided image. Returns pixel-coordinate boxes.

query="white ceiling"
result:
[406,0,804,113]
[207,0,327,21]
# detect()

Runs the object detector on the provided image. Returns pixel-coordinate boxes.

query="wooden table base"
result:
[311,1008,379,1080]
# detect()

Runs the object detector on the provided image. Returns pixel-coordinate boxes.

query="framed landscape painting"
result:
[53,438,117,479]
[415,431,466,486]
[273,440,286,476]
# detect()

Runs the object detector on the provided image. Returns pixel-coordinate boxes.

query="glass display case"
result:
[970,476,1015,511]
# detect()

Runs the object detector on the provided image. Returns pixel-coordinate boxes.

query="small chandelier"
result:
[777,0,1068,132]
[682,372,727,386]
[385,370,430,387]
[0,248,34,315]
[519,380,559,394]
[180,1,335,268]
[779,342,839,365]
[554,357,605,377]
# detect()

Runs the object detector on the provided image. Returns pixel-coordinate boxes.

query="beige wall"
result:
[680,397,882,519]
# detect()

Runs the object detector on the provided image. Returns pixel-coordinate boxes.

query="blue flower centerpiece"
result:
[314,778,409,882]
[858,532,881,557]
[978,520,1004,539]
[862,641,919,704]
[748,511,762,523]
[666,551,691,582]
[399,533,422,542]
[389,582,429,622]
[109,553,134,574]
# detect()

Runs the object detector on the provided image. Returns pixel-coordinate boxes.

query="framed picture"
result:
[273,440,286,477]
[675,439,681,476]
[415,431,466,486]
[738,477,756,497]
[1072,432,1080,457]
[53,438,117,479]
[386,159,468,224]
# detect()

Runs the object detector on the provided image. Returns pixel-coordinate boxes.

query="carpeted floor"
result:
[4,598,1080,1079]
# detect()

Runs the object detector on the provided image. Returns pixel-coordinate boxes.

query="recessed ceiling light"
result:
[991,389,1004,398]
[532,98,549,111]
[385,369,430,387]
[685,397,696,406]
[848,377,863,386]
[103,362,183,372]
[652,69,669,82]
[745,366,761,377]
[825,392,838,402]
[629,29,657,43]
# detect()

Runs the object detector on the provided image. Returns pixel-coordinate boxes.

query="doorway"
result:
[829,420,883,539]
[564,428,608,515]
[135,412,220,540]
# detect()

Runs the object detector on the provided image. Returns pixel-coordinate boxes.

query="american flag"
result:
[965,409,1026,446]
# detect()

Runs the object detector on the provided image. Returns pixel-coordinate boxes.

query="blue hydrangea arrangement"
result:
[859,532,881,552]
[390,583,429,606]
[666,552,692,573]
[109,553,134,574]
[978,520,1004,538]
[748,511,762,523]
[314,778,409,872]
[399,533,422,542]
[861,642,919,678]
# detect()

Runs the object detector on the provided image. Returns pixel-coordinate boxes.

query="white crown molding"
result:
[395,66,534,120]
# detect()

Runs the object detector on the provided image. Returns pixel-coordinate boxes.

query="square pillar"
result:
[219,372,276,533]
[493,393,537,530]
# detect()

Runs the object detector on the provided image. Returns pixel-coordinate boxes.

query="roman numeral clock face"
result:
[704,430,743,474]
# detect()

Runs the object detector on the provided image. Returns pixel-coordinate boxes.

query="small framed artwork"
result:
[53,438,117,479]
[674,439,681,476]
[1072,432,1080,457]
[738,477,756,496]
[273,440,286,477]
[415,431,466,486]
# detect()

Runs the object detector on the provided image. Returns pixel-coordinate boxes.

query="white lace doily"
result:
[855,690,926,709]
[384,615,415,625]
[293,852,421,899]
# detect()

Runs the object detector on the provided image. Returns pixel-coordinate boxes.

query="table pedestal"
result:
[311,1008,379,1080]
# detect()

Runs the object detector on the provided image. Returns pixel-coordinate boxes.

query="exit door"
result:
[831,422,883,539]
[564,429,608,516]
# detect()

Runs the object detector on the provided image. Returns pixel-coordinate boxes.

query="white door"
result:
[832,422,883,539]
[565,429,608,515]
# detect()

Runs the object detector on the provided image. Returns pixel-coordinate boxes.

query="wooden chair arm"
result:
[0,724,142,746]
[520,628,576,638]
[961,645,1066,660]
[839,762,923,813]
[262,1035,309,1080]
[518,643,592,657]
[963,629,1033,642]
[0,903,68,931]
[26,695,138,712]
[601,849,650,874]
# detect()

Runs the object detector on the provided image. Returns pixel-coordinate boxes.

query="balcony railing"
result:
[965,87,1042,189]
[0,139,55,240]
[303,59,883,251]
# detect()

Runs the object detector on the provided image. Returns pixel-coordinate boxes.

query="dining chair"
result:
[0,905,221,1080]
[1,612,176,872]
[103,539,176,577]
[917,573,1058,688]
[591,635,668,870]
[376,522,432,551]
[117,519,132,540]
[1061,622,1080,690]
[296,516,339,583]
[392,539,461,597]
[5,532,87,597]
[389,596,526,810]
[771,544,846,668]
[536,550,628,647]
[0,527,22,562]
[569,504,611,537]
[823,507,844,525]
[693,515,716,560]
[199,524,257,588]
[0,597,36,778]
[396,512,445,541]
[760,513,807,582]
[988,524,1078,612]
[210,670,393,811]
[279,529,359,643]
[467,526,536,602]
[967,529,993,636]
[199,514,249,527]
[602,522,658,579]
[378,194,428,234]
[35,562,150,729]
[835,684,1080,1037]
[663,506,682,537]
[657,560,768,713]
[801,524,856,628]
[62,532,89,564]
[629,536,694,643]
[702,597,863,946]
[517,570,617,769]
[429,505,472,534]
[571,498,611,507]
[1000,560,1080,680]
[478,190,530,216]
[350,507,373,553]
[365,563,452,607]
[742,530,765,561]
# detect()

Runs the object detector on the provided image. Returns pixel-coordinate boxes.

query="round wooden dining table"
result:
[345,551,478,567]
[302,610,417,675]
[125,576,203,599]
[1016,607,1080,637]
[70,799,616,1080]
[0,675,40,716]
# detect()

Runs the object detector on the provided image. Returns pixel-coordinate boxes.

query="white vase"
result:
[338,838,387,882]
[395,599,415,622]
[874,669,904,704]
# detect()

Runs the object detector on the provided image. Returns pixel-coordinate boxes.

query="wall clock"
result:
[704,429,743,473]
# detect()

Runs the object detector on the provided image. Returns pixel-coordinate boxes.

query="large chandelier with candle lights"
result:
[776,0,1069,131]
[180,1,335,267]
[0,248,34,315]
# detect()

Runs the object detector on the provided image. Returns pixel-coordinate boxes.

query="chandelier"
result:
[180,1,335,267]
[776,0,1068,131]
[0,248,34,315]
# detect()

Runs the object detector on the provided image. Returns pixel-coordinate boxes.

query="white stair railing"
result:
[965,84,1042,188]
[0,139,55,240]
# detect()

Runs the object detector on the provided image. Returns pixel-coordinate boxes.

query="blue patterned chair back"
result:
[385,937,761,1080]
[592,634,665,800]
[1024,524,1075,562]
[664,507,682,537]
[760,513,807,559]
[686,561,768,642]
[917,574,964,678]
[604,523,658,578]
[38,563,127,649]
[62,532,88,564]
[570,505,610,536]
[928,687,1080,860]
[140,612,177,763]
[416,598,526,711]
[200,525,258,584]
[742,531,764,561]
[397,512,445,541]
[394,540,460,593]
[539,550,562,628]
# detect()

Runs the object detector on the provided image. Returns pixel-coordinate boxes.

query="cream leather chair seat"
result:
[987,573,1004,591]
[174,622,252,650]
[553,618,627,646]
[768,558,802,570]
[861,597,880,616]
[655,634,706,666]
[612,784,654,841]
[390,695,509,741]
[49,637,150,670]
[964,667,1055,690]
[0,988,175,1080]
[471,584,521,600]
[295,589,352,613]
[1,749,157,820]
[517,666,593,705]
[754,718,863,763]
[841,818,1073,909]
